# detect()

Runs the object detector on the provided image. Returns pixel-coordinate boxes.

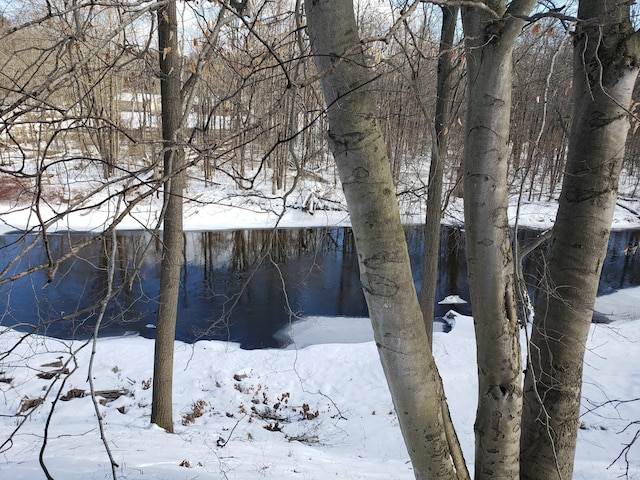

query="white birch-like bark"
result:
[460,1,534,478]
[305,1,468,479]
[521,2,640,478]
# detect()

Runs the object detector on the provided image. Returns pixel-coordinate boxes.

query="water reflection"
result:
[0,228,365,348]
[0,226,637,348]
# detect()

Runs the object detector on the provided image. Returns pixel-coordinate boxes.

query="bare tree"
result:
[460,1,535,477]
[521,2,640,478]
[150,0,184,433]
[420,5,459,343]
[511,21,573,200]
[304,1,469,478]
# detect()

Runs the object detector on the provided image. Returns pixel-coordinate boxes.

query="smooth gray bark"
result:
[418,9,467,475]
[521,2,640,478]
[151,0,185,434]
[420,5,458,344]
[460,1,534,478]
[305,1,468,479]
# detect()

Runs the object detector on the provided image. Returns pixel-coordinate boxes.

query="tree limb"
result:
[424,0,500,19]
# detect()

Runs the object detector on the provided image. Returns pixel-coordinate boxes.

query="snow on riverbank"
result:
[1,286,639,479]
[1,172,639,234]
[1,166,639,478]
[1,195,638,233]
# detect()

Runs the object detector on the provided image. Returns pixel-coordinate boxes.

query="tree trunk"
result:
[420,5,458,344]
[520,3,640,478]
[418,10,467,474]
[304,1,468,479]
[151,0,185,434]
[460,2,534,478]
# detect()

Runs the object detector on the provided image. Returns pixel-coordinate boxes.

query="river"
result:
[0,226,638,348]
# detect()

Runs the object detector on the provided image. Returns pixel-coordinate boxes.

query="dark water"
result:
[0,226,638,348]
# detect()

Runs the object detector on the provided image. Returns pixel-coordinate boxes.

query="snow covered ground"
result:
[1,159,639,234]
[0,163,639,479]
[1,294,639,480]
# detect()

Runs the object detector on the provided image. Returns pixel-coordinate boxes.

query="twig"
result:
[608,426,639,478]
[38,350,81,480]
[216,414,247,448]
[87,224,120,479]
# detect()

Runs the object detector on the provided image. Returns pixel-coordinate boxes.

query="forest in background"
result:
[1,0,638,216]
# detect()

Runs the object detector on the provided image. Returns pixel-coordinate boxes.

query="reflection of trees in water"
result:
[0,232,152,336]
[621,231,639,288]
[182,227,363,346]
[517,228,640,300]
[1,226,638,344]
[194,228,354,275]
[404,225,469,316]
[440,227,466,299]
[231,231,249,272]
[518,230,550,304]
[604,229,639,294]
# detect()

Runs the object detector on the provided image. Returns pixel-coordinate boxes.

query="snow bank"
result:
[2,288,639,479]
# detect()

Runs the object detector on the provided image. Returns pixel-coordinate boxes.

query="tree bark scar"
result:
[341,167,370,186]
[352,166,369,180]
[565,188,611,203]
[589,110,626,129]
[362,272,399,296]
[482,92,506,107]
[328,130,367,153]
[491,410,503,439]
[363,251,401,267]
[375,341,406,355]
